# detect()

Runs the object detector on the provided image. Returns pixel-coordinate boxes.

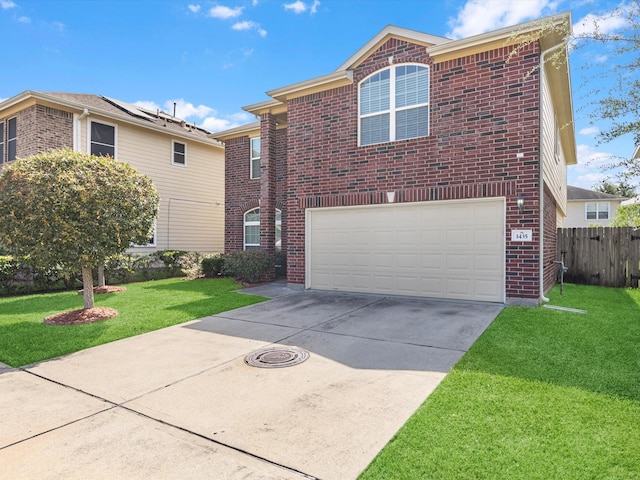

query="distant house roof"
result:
[567,185,627,201]
[0,91,222,147]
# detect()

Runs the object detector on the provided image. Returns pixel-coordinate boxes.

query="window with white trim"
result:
[243,208,281,250]
[172,141,186,166]
[250,137,260,179]
[0,122,4,164]
[7,117,17,161]
[359,64,429,146]
[90,120,116,158]
[586,202,609,220]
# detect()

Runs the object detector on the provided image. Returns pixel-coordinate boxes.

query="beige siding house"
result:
[0,91,224,254]
[564,186,626,228]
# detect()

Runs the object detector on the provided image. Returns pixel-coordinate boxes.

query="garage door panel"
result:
[308,199,504,302]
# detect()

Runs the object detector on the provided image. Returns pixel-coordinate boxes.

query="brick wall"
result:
[284,39,542,299]
[224,129,287,253]
[3,105,74,161]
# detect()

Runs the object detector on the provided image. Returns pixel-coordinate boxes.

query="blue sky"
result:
[0,0,634,190]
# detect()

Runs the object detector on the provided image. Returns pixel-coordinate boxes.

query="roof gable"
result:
[335,25,450,72]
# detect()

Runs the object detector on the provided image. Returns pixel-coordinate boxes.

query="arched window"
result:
[359,64,429,146]
[243,208,282,250]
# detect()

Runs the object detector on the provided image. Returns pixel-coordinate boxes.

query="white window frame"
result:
[89,120,117,158]
[243,208,282,250]
[172,140,187,166]
[585,202,610,221]
[358,64,430,147]
[0,121,4,164]
[250,137,261,179]
[7,116,17,162]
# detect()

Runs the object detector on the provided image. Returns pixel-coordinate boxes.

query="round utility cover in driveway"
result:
[244,346,310,368]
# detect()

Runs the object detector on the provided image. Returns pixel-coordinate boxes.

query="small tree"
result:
[611,204,640,227]
[593,180,636,198]
[0,149,159,310]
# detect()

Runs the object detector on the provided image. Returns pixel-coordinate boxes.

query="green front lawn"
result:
[0,277,266,367]
[360,284,640,479]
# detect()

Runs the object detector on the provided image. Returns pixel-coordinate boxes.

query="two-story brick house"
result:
[214,13,576,305]
[0,91,225,254]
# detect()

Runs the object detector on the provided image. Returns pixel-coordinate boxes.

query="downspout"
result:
[538,39,568,303]
[74,108,90,152]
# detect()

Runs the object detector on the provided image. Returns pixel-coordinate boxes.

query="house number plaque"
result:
[511,229,533,242]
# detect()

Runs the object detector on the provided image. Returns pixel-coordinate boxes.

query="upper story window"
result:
[359,64,429,146]
[7,117,17,162]
[250,137,261,179]
[0,122,4,164]
[586,202,609,221]
[90,121,116,158]
[172,141,186,166]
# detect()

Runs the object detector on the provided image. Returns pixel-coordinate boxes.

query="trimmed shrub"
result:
[202,255,225,278]
[177,251,203,278]
[151,250,190,276]
[223,250,273,284]
[105,253,137,284]
[0,255,19,292]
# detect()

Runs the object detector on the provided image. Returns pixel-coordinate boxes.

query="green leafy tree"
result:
[0,149,159,309]
[611,203,640,227]
[593,179,636,197]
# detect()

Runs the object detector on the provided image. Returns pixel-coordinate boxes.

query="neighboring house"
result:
[213,13,577,305]
[564,186,626,228]
[0,91,225,254]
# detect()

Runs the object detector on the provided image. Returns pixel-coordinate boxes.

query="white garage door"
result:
[307,198,505,302]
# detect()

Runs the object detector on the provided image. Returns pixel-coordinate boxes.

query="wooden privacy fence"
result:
[557,227,640,288]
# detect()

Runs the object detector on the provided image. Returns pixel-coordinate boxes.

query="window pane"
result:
[0,123,4,163]
[396,106,429,140]
[251,157,261,179]
[8,117,16,138]
[91,122,115,145]
[173,142,186,164]
[91,144,115,157]
[396,65,429,108]
[245,225,260,245]
[361,113,390,146]
[245,208,260,222]
[251,138,261,159]
[360,70,390,115]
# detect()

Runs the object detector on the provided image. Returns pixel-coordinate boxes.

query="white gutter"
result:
[74,108,89,152]
[539,39,568,303]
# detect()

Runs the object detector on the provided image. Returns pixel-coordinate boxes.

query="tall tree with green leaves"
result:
[593,179,636,197]
[0,149,159,309]
[611,203,640,227]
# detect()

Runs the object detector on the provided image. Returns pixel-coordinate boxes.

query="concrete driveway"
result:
[0,285,502,479]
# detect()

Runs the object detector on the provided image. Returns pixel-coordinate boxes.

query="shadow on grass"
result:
[454,283,640,401]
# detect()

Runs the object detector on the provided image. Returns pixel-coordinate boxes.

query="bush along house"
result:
[213,12,577,305]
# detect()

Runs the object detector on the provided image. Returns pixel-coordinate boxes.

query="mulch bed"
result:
[44,307,119,326]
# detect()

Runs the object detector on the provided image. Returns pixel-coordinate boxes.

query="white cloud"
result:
[17,15,29,23]
[167,99,214,119]
[579,126,600,136]
[134,99,250,133]
[51,20,65,30]
[208,4,244,19]
[188,4,201,13]
[447,0,558,39]
[0,0,16,9]
[576,143,616,169]
[232,20,267,36]
[573,8,630,37]
[284,0,320,15]
[0,97,7,103]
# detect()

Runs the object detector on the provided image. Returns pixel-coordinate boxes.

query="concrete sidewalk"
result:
[0,289,502,479]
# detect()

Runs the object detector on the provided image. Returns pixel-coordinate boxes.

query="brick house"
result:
[214,13,576,305]
[0,91,225,254]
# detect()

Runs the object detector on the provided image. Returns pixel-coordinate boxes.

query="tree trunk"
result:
[81,266,94,309]
[98,265,106,287]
